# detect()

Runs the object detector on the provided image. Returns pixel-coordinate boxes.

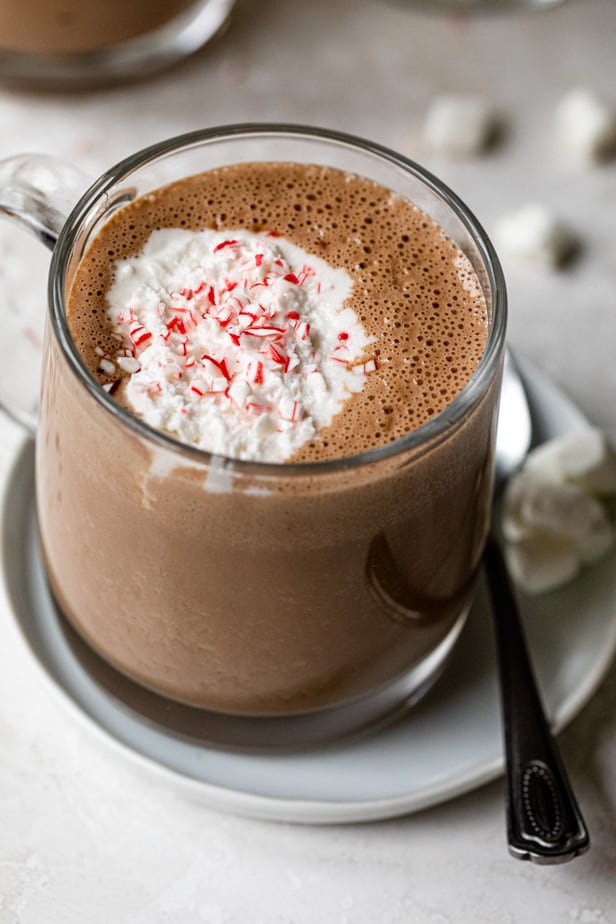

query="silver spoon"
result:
[489,350,590,863]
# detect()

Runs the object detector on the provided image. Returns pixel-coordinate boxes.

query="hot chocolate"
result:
[68,163,487,462]
[37,158,499,724]
[0,0,198,55]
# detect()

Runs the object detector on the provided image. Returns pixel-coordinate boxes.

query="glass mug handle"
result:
[0,154,89,435]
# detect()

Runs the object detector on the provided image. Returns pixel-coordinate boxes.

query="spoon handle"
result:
[484,537,590,864]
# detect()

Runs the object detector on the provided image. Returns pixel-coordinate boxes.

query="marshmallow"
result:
[504,473,610,543]
[422,95,498,158]
[554,87,616,165]
[501,431,616,595]
[505,534,580,596]
[524,427,616,494]
[494,203,576,269]
[577,513,614,565]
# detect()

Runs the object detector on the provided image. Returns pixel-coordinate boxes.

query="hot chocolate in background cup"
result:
[0,126,506,750]
[0,0,235,88]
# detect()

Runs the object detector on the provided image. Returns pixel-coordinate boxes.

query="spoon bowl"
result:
[495,350,533,486]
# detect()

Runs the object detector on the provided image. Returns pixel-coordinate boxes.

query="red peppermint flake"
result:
[268,343,290,371]
[263,303,279,321]
[297,265,316,285]
[202,354,231,381]
[214,239,239,253]
[284,273,300,285]
[254,361,264,385]
[330,344,349,366]
[225,293,249,314]
[278,398,299,422]
[338,331,349,341]
[255,253,264,267]
[292,321,310,341]
[215,306,233,327]
[208,377,228,394]
[172,306,197,328]
[129,322,152,347]
[166,316,186,335]
[244,325,286,339]
[356,358,378,374]
[191,385,204,397]
[246,401,270,416]
[286,310,300,321]
[134,330,152,346]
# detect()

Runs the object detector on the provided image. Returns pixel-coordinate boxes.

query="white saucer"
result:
[2,358,616,824]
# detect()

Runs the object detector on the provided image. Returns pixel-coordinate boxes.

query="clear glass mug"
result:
[0,0,235,88]
[0,125,506,749]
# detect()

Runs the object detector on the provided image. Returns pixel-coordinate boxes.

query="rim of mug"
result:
[49,122,507,477]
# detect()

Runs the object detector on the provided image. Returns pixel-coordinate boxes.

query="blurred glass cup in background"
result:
[0,0,235,89]
[387,0,566,12]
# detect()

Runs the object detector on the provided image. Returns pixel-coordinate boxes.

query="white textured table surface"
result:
[1,1,616,921]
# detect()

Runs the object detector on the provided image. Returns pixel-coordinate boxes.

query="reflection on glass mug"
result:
[0,126,506,749]
[0,0,235,87]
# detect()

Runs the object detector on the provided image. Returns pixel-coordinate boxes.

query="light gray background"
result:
[1,1,615,921]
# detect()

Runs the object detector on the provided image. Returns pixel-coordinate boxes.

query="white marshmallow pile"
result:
[416,85,615,273]
[422,95,498,158]
[502,428,616,594]
[494,203,576,269]
[554,87,616,166]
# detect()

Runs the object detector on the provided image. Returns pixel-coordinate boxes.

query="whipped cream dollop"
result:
[104,228,375,461]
